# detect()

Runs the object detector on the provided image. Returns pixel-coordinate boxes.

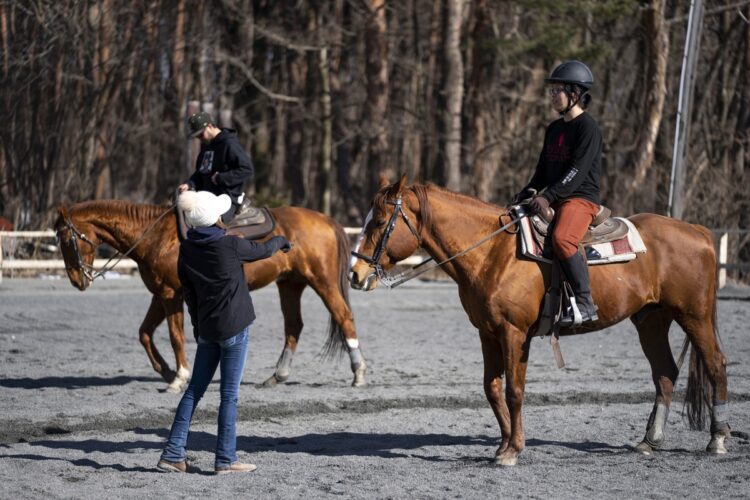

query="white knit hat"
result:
[178,191,231,228]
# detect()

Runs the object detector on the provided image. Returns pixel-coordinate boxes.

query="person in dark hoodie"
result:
[158,190,292,475]
[178,111,254,223]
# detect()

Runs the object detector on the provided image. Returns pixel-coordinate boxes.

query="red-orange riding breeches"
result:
[550,198,600,259]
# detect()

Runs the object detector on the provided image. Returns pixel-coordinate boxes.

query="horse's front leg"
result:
[496,324,532,467]
[480,333,511,456]
[138,296,175,385]
[162,295,190,394]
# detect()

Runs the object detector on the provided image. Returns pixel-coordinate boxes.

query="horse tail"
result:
[682,238,722,431]
[320,220,352,360]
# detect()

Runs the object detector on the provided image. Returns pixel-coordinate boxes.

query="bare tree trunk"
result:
[627,0,668,214]
[443,0,465,191]
[319,46,333,215]
[364,0,390,193]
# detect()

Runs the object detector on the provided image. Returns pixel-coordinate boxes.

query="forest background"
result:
[1,0,748,277]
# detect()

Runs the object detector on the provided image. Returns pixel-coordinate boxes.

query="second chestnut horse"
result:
[350,176,730,466]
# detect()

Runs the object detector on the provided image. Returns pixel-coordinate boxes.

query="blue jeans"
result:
[161,326,250,468]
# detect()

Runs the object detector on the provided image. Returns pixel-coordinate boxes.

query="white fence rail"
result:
[0,228,424,282]
[3,229,745,285]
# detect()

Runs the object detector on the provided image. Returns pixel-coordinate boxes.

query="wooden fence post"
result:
[718,232,728,289]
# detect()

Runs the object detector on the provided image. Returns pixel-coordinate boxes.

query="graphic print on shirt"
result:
[199,151,214,174]
[546,133,571,163]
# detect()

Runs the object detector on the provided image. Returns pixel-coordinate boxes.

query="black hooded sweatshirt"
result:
[187,128,254,207]
[525,112,602,205]
[178,226,288,342]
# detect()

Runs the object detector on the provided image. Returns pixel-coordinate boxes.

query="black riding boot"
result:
[558,252,598,327]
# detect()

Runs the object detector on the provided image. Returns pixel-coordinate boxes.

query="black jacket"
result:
[187,128,254,206]
[178,226,288,342]
[525,112,602,205]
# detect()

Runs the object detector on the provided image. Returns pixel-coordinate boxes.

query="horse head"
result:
[54,203,99,291]
[350,174,423,291]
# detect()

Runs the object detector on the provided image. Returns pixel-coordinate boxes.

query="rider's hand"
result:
[512,188,536,205]
[177,183,190,193]
[211,172,219,185]
[529,195,553,221]
[281,242,293,253]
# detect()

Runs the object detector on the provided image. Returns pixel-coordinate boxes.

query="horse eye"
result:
[375,219,387,227]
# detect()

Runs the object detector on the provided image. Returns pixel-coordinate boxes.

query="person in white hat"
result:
[158,190,291,475]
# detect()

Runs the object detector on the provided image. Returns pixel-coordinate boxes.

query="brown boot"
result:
[157,459,188,473]
[215,461,257,475]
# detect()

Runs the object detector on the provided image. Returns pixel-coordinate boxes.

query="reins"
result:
[364,203,527,288]
[60,203,175,281]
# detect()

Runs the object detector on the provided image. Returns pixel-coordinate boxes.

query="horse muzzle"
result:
[349,267,379,291]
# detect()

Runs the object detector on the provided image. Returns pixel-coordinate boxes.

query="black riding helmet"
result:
[545,60,594,89]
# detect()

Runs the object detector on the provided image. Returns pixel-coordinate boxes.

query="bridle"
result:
[56,216,97,282]
[350,197,421,280]
[56,204,174,282]
[351,196,528,288]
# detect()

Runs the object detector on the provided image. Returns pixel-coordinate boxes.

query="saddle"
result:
[225,200,276,240]
[176,198,276,241]
[530,206,629,246]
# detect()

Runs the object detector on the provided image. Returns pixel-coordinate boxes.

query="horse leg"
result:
[496,326,531,466]
[262,281,306,387]
[631,307,677,454]
[163,296,190,394]
[480,333,511,457]
[309,281,367,388]
[138,296,175,384]
[675,312,730,454]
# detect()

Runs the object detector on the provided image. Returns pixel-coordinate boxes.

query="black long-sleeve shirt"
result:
[525,112,602,205]
[178,226,288,342]
[187,128,254,207]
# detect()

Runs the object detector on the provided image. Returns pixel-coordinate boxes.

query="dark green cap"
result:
[186,111,213,139]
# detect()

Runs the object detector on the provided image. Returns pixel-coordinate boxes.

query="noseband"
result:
[56,217,97,281]
[351,197,421,278]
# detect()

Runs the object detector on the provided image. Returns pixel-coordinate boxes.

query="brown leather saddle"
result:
[225,204,276,240]
[530,205,627,245]
[528,206,628,260]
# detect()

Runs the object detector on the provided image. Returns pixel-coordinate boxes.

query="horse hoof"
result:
[634,441,654,455]
[351,363,367,388]
[262,373,287,387]
[494,455,518,467]
[706,434,728,454]
[165,381,184,394]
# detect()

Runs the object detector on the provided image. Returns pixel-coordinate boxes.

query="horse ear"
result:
[57,203,69,219]
[393,173,408,195]
[378,173,390,189]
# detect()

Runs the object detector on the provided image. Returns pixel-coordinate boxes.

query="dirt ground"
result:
[1,277,749,499]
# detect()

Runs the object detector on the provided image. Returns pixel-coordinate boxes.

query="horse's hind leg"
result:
[309,280,367,388]
[139,296,175,384]
[675,311,730,454]
[262,280,306,387]
[631,306,677,454]
[479,333,511,458]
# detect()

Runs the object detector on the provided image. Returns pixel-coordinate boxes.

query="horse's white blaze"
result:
[349,209,374,274]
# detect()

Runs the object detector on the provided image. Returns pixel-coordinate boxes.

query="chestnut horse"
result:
[350,176,730,466]
[55,200,366,393]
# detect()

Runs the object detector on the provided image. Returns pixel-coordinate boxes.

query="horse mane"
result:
[70,199,171,226]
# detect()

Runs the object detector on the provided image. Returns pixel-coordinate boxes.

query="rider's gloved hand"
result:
[529,195,553,221]
[511,187,536,205]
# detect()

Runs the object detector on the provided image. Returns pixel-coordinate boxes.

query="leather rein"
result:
[351,196,527,288]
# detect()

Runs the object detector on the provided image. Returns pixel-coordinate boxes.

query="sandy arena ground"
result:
[1,277,749,499]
